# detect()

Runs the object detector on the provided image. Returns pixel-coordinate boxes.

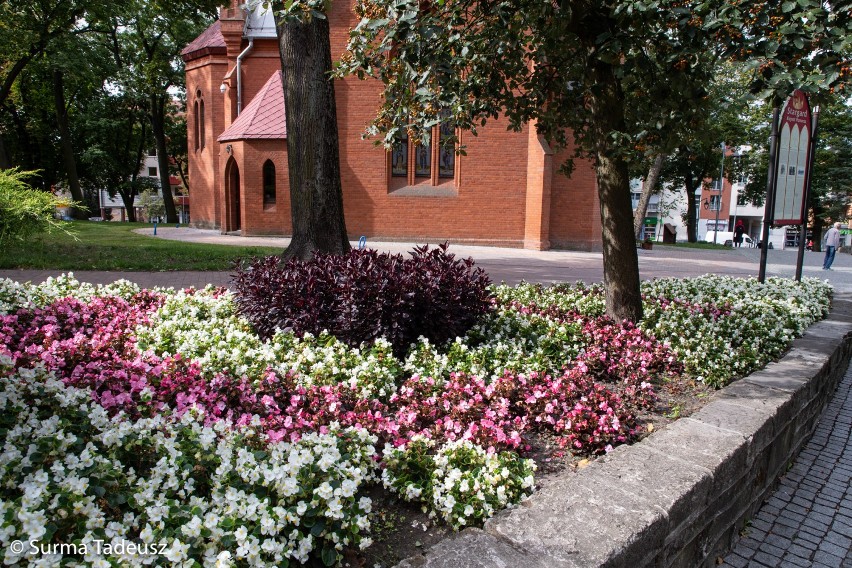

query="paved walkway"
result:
[2,226,851,292]
[722,360,852,567]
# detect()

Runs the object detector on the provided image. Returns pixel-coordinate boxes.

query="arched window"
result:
[195,90,205,151]
[193,99,200,151]
[263,160,276,206]
[199,99,206,150]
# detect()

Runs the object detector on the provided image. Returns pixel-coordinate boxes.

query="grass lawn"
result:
[0,221,284,271]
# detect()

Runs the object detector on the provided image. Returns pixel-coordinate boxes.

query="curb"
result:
[396,296,852,568]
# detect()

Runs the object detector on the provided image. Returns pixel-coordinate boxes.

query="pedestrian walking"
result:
[823,222,841,270]
[734,220,745,248]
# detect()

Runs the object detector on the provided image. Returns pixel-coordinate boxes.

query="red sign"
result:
[772,90,812,225]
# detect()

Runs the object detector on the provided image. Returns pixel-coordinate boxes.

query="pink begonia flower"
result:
[3,289,684,460]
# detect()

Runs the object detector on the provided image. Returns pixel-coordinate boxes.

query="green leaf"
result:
[321,545,337,567]
[311,519,326,536]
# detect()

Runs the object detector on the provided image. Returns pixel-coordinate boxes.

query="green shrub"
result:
[0,169,75,244]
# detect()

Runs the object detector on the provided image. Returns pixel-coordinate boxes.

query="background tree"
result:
[0,0,95,196]
[630,59,749,241]
[165,107,190,194]
[110,0,219,223]
[78,89,155,222]
[340,0,852,321]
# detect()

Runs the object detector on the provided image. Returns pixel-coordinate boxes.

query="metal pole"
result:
[713,142,725,244]
[759,106,782,283]
[795,106,820,281]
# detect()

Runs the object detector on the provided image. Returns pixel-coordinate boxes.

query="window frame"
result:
[262,160,276,208]
[709,194,721,211]
[388,123,459,191]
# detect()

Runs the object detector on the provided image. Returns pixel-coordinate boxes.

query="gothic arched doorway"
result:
[225,157,240,232]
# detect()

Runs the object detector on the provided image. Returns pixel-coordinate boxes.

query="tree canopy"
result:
[0,0,217,223]
[340,0,852,321]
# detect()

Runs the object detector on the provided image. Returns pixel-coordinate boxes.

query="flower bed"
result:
[0,271,832,566]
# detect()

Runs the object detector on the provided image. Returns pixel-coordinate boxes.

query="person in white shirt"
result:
[823,222,841,270]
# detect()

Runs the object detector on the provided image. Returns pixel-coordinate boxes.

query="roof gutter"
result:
[236,38,254,116]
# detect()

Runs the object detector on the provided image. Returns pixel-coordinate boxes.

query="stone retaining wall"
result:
[398,296,852,568]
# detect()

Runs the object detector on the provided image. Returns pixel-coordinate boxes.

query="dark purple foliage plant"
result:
[232,244,492,355]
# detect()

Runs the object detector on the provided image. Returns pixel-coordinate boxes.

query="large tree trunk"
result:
[52,68,87,219]
[683,166,699,242]
[275,14,350,260]
[588,62,643,323]
[149,94,178,223]
[633,153,666,240]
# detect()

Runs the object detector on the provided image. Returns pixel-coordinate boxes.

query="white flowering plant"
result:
[0,273,142,315]
[136,288,404,399]
[382,438,536,529]
[639,276,832,386]
[0,358,378,567]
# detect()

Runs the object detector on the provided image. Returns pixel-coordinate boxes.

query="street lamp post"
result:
[713,141,725,245]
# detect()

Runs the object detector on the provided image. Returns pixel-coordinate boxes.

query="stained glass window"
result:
[391,135,408,177]
[415,144,431,177]
[439,121,455,178]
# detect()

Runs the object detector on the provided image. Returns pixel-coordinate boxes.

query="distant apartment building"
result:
[98,149,188,223]
[633,148,793,249]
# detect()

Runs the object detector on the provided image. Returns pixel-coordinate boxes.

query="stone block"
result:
[395,528,553,568]
[738,360,813,392]
[687,400,778,466]
[642,418,749,498]
[485,470,667,567]
[591,443,712,534]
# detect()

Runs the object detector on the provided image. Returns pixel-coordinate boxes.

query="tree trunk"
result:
[633,153,666,240]
[0,54,35,110]
[149,94,178,223]
[174,157,190,194]
[0,133,10,169]
[588,62,643,322]
[275,14,350,260]
[119,189,137,222]
[681,155,700,242]
[52,68,87,219]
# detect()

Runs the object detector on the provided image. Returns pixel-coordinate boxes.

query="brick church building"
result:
[181,1,602,250]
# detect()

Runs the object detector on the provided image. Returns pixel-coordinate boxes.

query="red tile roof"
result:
[181,20,227,62]
[218,71,287,142]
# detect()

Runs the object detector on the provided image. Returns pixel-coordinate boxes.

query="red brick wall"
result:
[185,3,602,249]
[239,139,293,236]
[547,145,601,251]
[186,56,228,229]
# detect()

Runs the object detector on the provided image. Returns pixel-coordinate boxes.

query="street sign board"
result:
[772,90,812,225]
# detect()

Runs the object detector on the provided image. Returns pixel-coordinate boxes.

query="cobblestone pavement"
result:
[721,361,852,567]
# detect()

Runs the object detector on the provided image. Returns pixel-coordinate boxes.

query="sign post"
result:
[759,90,814,283]
[794,106,820,281]
[758,107,781,283]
